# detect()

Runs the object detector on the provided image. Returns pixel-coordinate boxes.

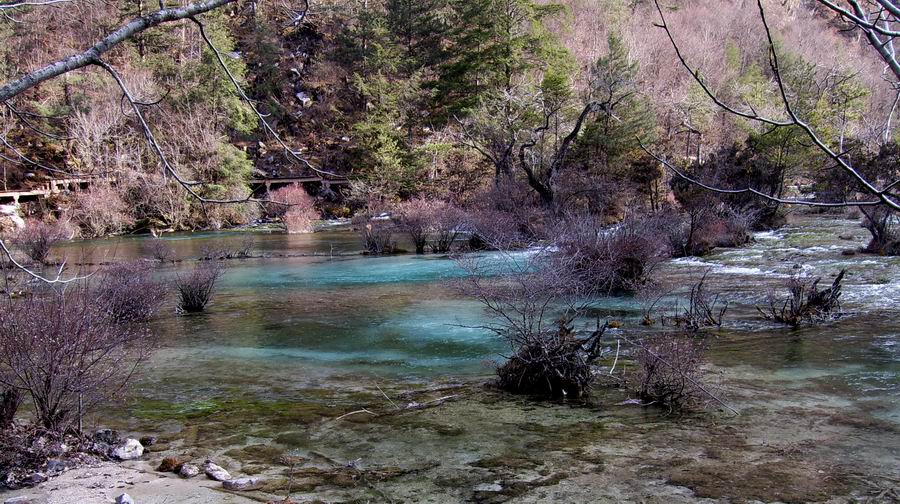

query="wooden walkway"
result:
[0,175,350,203]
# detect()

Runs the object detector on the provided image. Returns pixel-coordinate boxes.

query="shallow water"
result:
[59,215,900,502]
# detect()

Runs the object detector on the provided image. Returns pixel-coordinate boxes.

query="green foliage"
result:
[185,12,257,135]
[576,33,656,173]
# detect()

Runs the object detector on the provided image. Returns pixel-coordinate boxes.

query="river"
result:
[49,214,900,502]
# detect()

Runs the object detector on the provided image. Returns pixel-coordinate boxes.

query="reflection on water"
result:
[66,215,898,502]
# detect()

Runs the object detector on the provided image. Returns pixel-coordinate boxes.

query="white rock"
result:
[203,461,231,482]
[178,463,200,479]
[112,439,144,461]
[473,483,503,492]
[4,496,32,504]
[223,477,261,491]
[115,494,135,504]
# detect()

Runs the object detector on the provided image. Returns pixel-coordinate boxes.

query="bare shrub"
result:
[394,198,431,254]
[552,213,670,295]
[455,250,607,398]
[758,269,845,327]
[0,281,155,431]
[175,261,224,313]
[12,219,70,264]
[143,239,176,262]
[394,199,469,254]
[353,212,396,255]
[96,261,166,323]
[199,236,254,260]
[860,205,900,255]
[464,181,547,250]
[633,334,710,413]
[667,273,728,333]
[267,183,319,234]
[70,184,134,238]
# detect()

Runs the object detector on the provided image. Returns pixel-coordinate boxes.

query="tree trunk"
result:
[0,389,20,430]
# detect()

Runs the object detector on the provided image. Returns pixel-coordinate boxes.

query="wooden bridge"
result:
[0,177,92,204]
[0,175,350,204]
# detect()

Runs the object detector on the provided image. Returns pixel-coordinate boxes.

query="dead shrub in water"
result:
[96,261,166,323]
[142,239,176,263]
[175,261,225,313]
[199,236,254,260]
[394,199,468,254]
[552,213,670,295]
[633,334,711,413]
[455,250,607,398]
[758,269,845,327]
[0,281,155,432]
[860,205,900,255]
[464,181,546,250]
[11,219,70,264]
[353,212,396,255]
[665,273,728,333]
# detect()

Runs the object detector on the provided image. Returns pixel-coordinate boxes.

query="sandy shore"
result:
[0,462,258,504]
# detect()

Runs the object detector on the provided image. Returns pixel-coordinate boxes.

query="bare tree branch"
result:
[0,0,238,103]
[653,0,900,212]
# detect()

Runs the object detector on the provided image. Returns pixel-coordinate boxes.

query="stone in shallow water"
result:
[203,461,231,481]
[157,455,190,473]
[179,464,200,479]
[115,494,135,504]
[4,496,32,504]
[223,477,261,491]
[139,436,157,447]
[112,439,144,461]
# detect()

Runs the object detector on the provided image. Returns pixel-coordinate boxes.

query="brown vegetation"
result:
[175,261,225,313]
[10,220,70,264]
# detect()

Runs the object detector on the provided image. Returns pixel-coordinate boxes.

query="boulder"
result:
[223,477,261,491]
[112,439,144,461]
[203,461,231,482]
[115,493,135,504]
[178,464,200,479]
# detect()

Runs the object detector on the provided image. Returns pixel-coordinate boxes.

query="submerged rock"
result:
[112,439,144,461]
[223,477,261,491]
[179,464,200,479]
[203,461,231,481]
[115,493,135,504]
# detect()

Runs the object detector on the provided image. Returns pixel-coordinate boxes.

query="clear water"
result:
[51,215,900,502]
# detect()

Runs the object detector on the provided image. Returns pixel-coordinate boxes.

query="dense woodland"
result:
[0,0,897,253]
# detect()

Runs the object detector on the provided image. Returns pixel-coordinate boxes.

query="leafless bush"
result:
[12,219,70,264]
[175,261,224,313]
[267,183,319,234]
[96,261,166,323]
[860,205,900,255]
[633,334,711,413]
[0,281,155,431]
[199,236,254,260]
[552,213,670,295]
[393,199,431,254]
[464,181,547,250]
[394,199,468,254]
[666,273,728,333]
[353,212,396,255]
[758,269,845,327]
[71,184,134,238]
[142,239,176,262]
[455,250,606,397]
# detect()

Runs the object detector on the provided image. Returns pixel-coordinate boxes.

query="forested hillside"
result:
[0,0,897,244]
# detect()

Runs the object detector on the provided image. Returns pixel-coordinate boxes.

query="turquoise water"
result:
[42,215,900,502]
